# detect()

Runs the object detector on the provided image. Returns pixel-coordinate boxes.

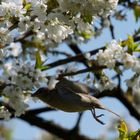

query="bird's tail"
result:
[101,107,122,119]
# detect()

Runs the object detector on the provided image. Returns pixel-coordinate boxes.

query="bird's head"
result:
[32,87,49,98]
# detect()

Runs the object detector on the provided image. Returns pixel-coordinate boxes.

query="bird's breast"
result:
[45,93,91,112]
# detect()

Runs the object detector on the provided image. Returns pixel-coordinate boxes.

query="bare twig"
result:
[58,65,105,78]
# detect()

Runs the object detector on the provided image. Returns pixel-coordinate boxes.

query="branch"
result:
[69,43,90,67]
[94,88,140,122]
[58,65,105,78]
[48,50,72,57]
[25,107,56,115]
[43,47,104,70]
[108,16,115,39]
[19,115,94,140]
[43,35,140,70]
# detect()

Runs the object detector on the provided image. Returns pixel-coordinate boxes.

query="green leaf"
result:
[134,5,140,22]
[22,0,27,6]
[22,0,31,11]
[35,51,49,70]
[79,30,94,39]
[35,51,42,69]
[81,14,93,23]
[24,3,31,11]
[121,35,133,47]
[40,65,49,71]
[121,35,140,52]
[118,120,128,140]
[132,42,140,52]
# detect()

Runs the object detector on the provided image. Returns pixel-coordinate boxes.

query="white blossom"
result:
[96,40,140,74]
[122,53,136,69]
[96,40,125,68]
[18,16,31,32]
[9,97,29,116]
[30,0,47,21]
[57,0,118,17]
[133,59,140,74]
[84,52,92,60]
[126,75,140,107]
[48,76,58,90]
[0,0,123,119]
[0,28,13,45]
[95,74,117,92]
[0,58,48,117]
[96,49,116,68]
[0,1,26,17]
[0,106,11,120]
[5,42,22,57]
[47,19,73,42]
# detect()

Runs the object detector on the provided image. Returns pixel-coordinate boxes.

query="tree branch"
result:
[19,115,94,140]
[43,35,140,70]
[94,88,140,122]
[25,107,55,115]
[58,65,105,78]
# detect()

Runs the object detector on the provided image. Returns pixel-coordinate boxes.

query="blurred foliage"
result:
[38,121,140,140]
[117,121,140,140]
[0,124,12,140]
[121,35,140,52]
[39,132,62,140]
[133,5,140,22]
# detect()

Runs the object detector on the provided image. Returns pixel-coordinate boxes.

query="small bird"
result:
[32,78,121,125]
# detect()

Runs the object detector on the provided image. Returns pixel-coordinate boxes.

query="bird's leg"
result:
[91,108,105,125]
[96,113,104,118]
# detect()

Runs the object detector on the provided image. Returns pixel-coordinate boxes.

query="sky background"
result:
[2,5,140,140]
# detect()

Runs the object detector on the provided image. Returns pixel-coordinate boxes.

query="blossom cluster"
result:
[0,0,120,120]
[96,40,140,73]
[0,62,48,119]
[0,0,118,46]
[96,40,140,100]
[0,43,48,119]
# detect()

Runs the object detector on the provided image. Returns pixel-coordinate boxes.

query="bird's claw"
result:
[95,117,105,125]
[91,109,105,125]
[97,114,104,118]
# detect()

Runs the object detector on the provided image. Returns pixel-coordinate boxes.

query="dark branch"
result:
[19,115,94,140]
[108,16,115,39]
[58,65,105,78]
[94,88,140,122]
[25,107,56,115]
[43,35,140,70]
[69,43,90,67]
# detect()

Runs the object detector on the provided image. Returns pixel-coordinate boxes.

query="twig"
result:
[48,50,72,57]
[25,107,55,115]
[108,16,115,39]
[58,65,105,78]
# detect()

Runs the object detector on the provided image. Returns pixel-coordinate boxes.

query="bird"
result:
[32,78,121,125]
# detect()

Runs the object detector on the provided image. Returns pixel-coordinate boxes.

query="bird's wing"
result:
[56,78,89,94]
[56,85,83,101]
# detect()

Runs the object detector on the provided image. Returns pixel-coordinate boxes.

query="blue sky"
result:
[4,6,140,140]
